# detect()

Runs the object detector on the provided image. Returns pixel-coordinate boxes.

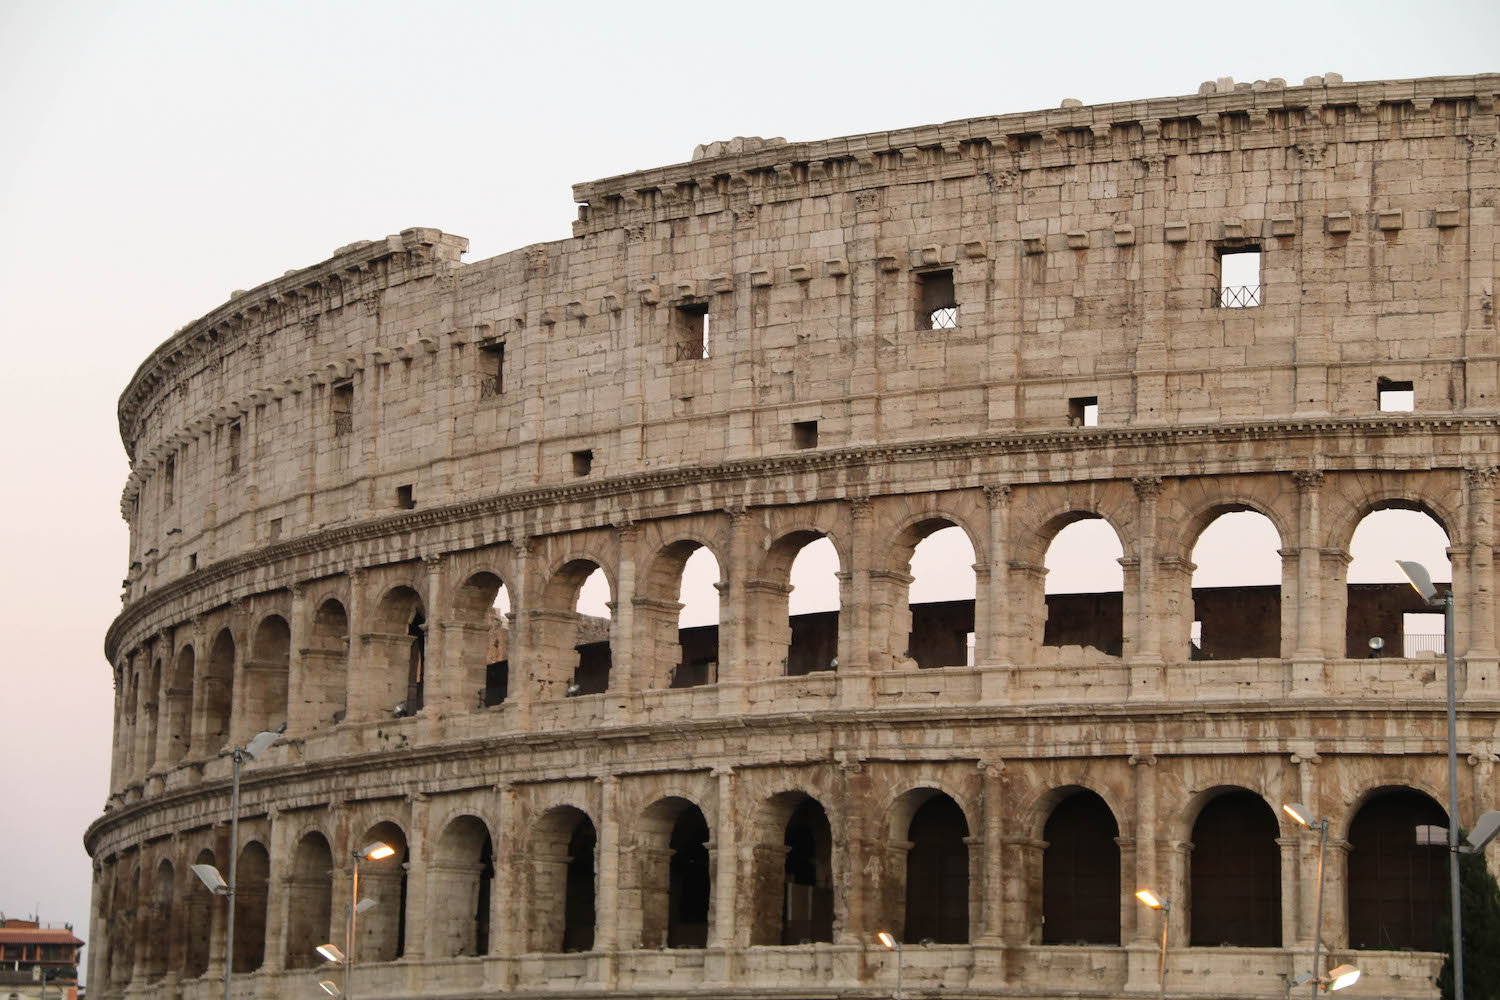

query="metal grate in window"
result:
[928,306,957,329]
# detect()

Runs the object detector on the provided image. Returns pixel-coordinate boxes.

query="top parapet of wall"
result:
[116,227,469,455]
[569,73,1500,238]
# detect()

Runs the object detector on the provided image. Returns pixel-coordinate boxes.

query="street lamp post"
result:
[1397,559,1463,1000]
[1135,889,1170,1000]
[877,931,902,1000]
[1283,803,1330,1000]
[317,841,393,999]
[189,726,284,1000]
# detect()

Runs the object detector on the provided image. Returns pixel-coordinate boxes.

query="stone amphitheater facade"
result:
[89,73,1500,1000]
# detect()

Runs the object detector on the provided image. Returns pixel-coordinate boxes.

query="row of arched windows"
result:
[112,501,1455,792]
[96,782,1449,990]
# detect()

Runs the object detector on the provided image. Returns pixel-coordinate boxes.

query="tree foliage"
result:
[1437,841,1500,1000]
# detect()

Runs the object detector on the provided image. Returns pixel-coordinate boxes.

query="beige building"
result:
[88,73,1500,1000]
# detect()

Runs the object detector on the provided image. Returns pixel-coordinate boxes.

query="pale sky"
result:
[0,0,1488,973]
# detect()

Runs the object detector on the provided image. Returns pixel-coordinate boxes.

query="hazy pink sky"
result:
[0,0,1485,972]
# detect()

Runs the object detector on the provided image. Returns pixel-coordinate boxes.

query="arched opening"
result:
[484,582,512,706]
[369,587,425,718]
[146,859,173,981]
[1042,789,1121,944]
[1346,508,1452,657]
[285,832,333,969]
[431,815,494,958]
[905,523,978,668]
[1189,510,1283,659]
[645,542,722,689]
[452,572,508,710]
[355,821,409,963]
[527,806,596,952]
[166,646,193,764]
[750,793,835,945]
[1189,789,1281,946]
[142,658,161,772]
[202,628,235,753]
[184,849,214,978]
[246,615,290,734]
[1347,787,1448,950]
[1043,518,1124,656]
[537,561,613,698]
[635,797,712,948]
[901,792,970,943]
[787,537,841,675]
[305,599,349,727]
[231,841,270,972]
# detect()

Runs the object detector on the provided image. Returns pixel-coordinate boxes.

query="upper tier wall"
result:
[114,74,1499,606]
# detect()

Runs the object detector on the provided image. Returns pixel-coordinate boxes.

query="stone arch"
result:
[231,840,270,972]
[751,528,843,679]
[1041,787,1121,945]
[245,613,290,734]
[1183,502,1286,661]
[525,805,596,953]
[285,830,334,969]
[430,814,494,958]
[1323,483,1462,555]
[165,644,194,764]
[142,656,162,773]
[894,516,981,670]
[201,628,235,753]
[632,796,712,949]
[531,557,615,698]
[1341,502,1454,657]
[1346,786,1448,950]
[641,538,723,689]
[451,571,509,711]
[367,586,426,719]
[145,858,173,981]
[184,848,214,977]
[748,790,835,946]
[1187,787,1281,947]
[355,820,409,963]
[305,597,349,728]
[885,787,971,945]
[1035,509,1130,658]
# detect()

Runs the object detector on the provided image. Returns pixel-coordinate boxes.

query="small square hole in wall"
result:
[188,553,197,572]
[916,269,957,329]
[674,303,710,360]
[793,420,819,449]
[572,449,593,477]
[1068,396,1099,426]
[396,484,415,509]
[1378,377,1414,412]
[268,518,282,543]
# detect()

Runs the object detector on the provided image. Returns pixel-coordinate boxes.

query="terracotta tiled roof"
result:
[0,928,84,946]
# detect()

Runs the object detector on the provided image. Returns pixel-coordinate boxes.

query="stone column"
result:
[840,498,876,710]
[489,783,519,988]
[610,522,639,707]
[836,757,871,953]
[286,584,313,732]
[595,775,621,987]
[262,808,289,973]
[1321,838,1352,949]
[1277,835,1300,949]
[1128,476,1166,696]
[707,767,737,971]
[506,537,534,729]
[1291,472,1327,691]
[87,863,107,994]
[1115,836,1137,946]
[226,598,250,747]
[980,484,1012,668]
[717,506,750,712]
[972,757,1007,986]
[108,664,125,794]
[403,794,430,961]
[422,553,449,714]
[344,570,371,721]
[1130,754,1159,944]
[1467,468,1500,692]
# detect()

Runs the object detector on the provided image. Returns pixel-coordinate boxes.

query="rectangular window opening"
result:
[331,381,354,437]
[675,303,710,360]
[164,454,176,508]
[1402,612,1445,657]
[187,553,197,572]
[1378,377,1415,412]
[268,517,282,542]
[793,420,819,449]
[1068,396,1099,427]
[480,342,505,398]
[572,449,593,477]
[396,484,415,510]
[1217,247,1262,308]
[917,269,957,330]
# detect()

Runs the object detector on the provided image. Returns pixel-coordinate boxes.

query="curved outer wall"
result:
[92,74,1500,1000]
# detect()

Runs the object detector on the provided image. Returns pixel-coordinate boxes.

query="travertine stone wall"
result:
[90,75,1500,1000]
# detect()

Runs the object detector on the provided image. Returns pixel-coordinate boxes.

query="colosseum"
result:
[89,72,1500,1000]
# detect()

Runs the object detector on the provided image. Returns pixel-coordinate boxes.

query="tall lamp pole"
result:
[317,841,393,999]
[1398,560,1463,1000]
[1283,804,1330,1000]
[189,726,284,1000]
[1135,890,1170,1000]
